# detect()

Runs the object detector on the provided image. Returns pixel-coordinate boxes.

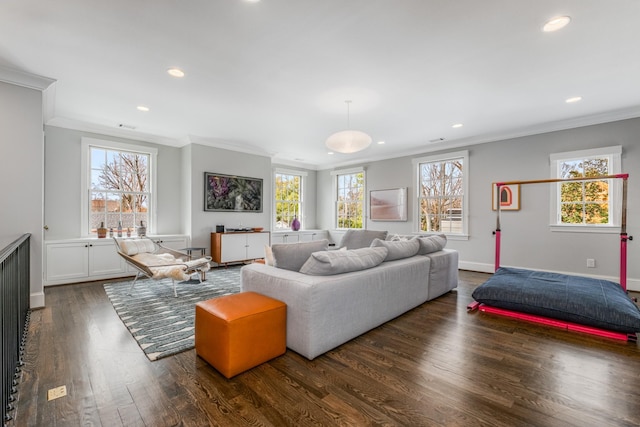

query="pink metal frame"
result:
[469,174,635,342]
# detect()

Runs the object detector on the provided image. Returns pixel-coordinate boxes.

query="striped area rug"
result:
[103,266,242,361]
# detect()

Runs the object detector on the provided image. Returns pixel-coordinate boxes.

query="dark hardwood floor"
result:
[12,270,640,426]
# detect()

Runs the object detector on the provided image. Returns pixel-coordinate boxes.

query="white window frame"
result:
[273,168,307,231]
[412,150,469,240]
[81,137,158,237]
[331,167,366,230]
[549,145,621,234]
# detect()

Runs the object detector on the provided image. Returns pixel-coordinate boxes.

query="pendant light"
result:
[325,100,372,154]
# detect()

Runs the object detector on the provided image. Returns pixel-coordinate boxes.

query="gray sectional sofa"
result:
[240,231,458,360]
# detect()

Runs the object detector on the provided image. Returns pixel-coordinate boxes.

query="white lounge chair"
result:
[114,237,211,297]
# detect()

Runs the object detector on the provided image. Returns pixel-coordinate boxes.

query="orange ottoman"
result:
[195,291,286,378]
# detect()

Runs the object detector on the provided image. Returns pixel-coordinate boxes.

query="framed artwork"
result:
[492,183,520,211]
[204,172,263,212]
[370,188,408,221]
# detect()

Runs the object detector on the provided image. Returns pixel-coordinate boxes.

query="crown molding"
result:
[45,117,182,147]
[0,65,55,90]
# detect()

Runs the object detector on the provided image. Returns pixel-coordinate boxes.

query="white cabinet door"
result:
[246,232,270,259]
[271,234,285,245]
[272,233,298,244]
[46,243,90,282]
[220,234,248,263]
[88,241,124,276]
[299,232,316,242]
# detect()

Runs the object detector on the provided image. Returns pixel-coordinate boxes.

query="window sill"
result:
[549,224,621,234]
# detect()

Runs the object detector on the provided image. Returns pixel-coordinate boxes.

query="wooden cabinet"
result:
[44,235,189,286]
[211,232,270,265]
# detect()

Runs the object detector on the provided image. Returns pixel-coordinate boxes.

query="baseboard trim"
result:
[30,291,45,309]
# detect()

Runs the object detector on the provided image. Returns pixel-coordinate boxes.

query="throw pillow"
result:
[338,229,388,249]
[415,234,447,255]
[370,238,420,261]
[387,234,410,241]
[271,239,329,271]
[299,247,388,276]
[264,245,274,266]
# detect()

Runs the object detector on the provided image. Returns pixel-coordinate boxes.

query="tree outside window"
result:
[559,158,609,225]
[417,157,464,234]
[274,172,302,230]
[336,172,364,229]
[89,147,150,234]
[550,146,621,229]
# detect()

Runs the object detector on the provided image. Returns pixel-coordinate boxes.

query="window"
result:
[333,168,365,229]
[81,138,157,236]
[550,146,621,230]
[273,169,305,230]
[413,151,468,236]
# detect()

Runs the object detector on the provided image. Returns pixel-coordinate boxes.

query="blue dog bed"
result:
[471,267,640,334]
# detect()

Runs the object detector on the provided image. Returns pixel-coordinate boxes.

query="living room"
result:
[2,1,640,425]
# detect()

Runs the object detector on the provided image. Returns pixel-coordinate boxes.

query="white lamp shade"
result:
[325,130,372,153]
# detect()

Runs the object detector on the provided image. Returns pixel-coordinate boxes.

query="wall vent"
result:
[429,137,445,143]
[118,123,136,130]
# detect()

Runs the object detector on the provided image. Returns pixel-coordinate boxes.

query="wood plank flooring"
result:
[11,270,640,426]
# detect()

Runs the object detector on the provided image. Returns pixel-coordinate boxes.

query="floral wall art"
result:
[204,172,263,212]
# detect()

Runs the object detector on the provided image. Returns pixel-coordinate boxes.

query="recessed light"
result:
[167,68,185,78]
[137,105,150,112]
[328,152,334,155]
[452,123,463,128]
[543,16,571,32]
[377,141,385,145]
[565,96,582,103]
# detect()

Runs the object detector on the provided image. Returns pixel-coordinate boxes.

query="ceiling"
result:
[2,0,640,169]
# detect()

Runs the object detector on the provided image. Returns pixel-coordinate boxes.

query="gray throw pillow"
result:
[370,238,420,261]
[271,239,329,271]
[415,234,447,255]
[338,229,388,249]
[299,247,388,276]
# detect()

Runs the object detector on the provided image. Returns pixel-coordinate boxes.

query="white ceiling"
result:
[2,0,640,169]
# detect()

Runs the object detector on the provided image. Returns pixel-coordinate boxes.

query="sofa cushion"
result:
[271,239,329,271]
[370,238,420,261]
[415,234,447,255]
[339,229,388,249]
[299,247,388,276]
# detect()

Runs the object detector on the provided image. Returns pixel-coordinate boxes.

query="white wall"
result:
[44,126,184,238]
[0,81,45,306]
[185,144,273,254]
[317,118,640,290]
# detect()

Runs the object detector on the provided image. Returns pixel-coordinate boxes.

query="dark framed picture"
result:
[370,188,408,221]
[204,172,263,212]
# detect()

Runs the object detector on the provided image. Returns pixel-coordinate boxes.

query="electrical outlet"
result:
[587,258,596,268]
[47,385,67,401]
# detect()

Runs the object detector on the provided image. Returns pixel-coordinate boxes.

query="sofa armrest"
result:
[423,249,458,300]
